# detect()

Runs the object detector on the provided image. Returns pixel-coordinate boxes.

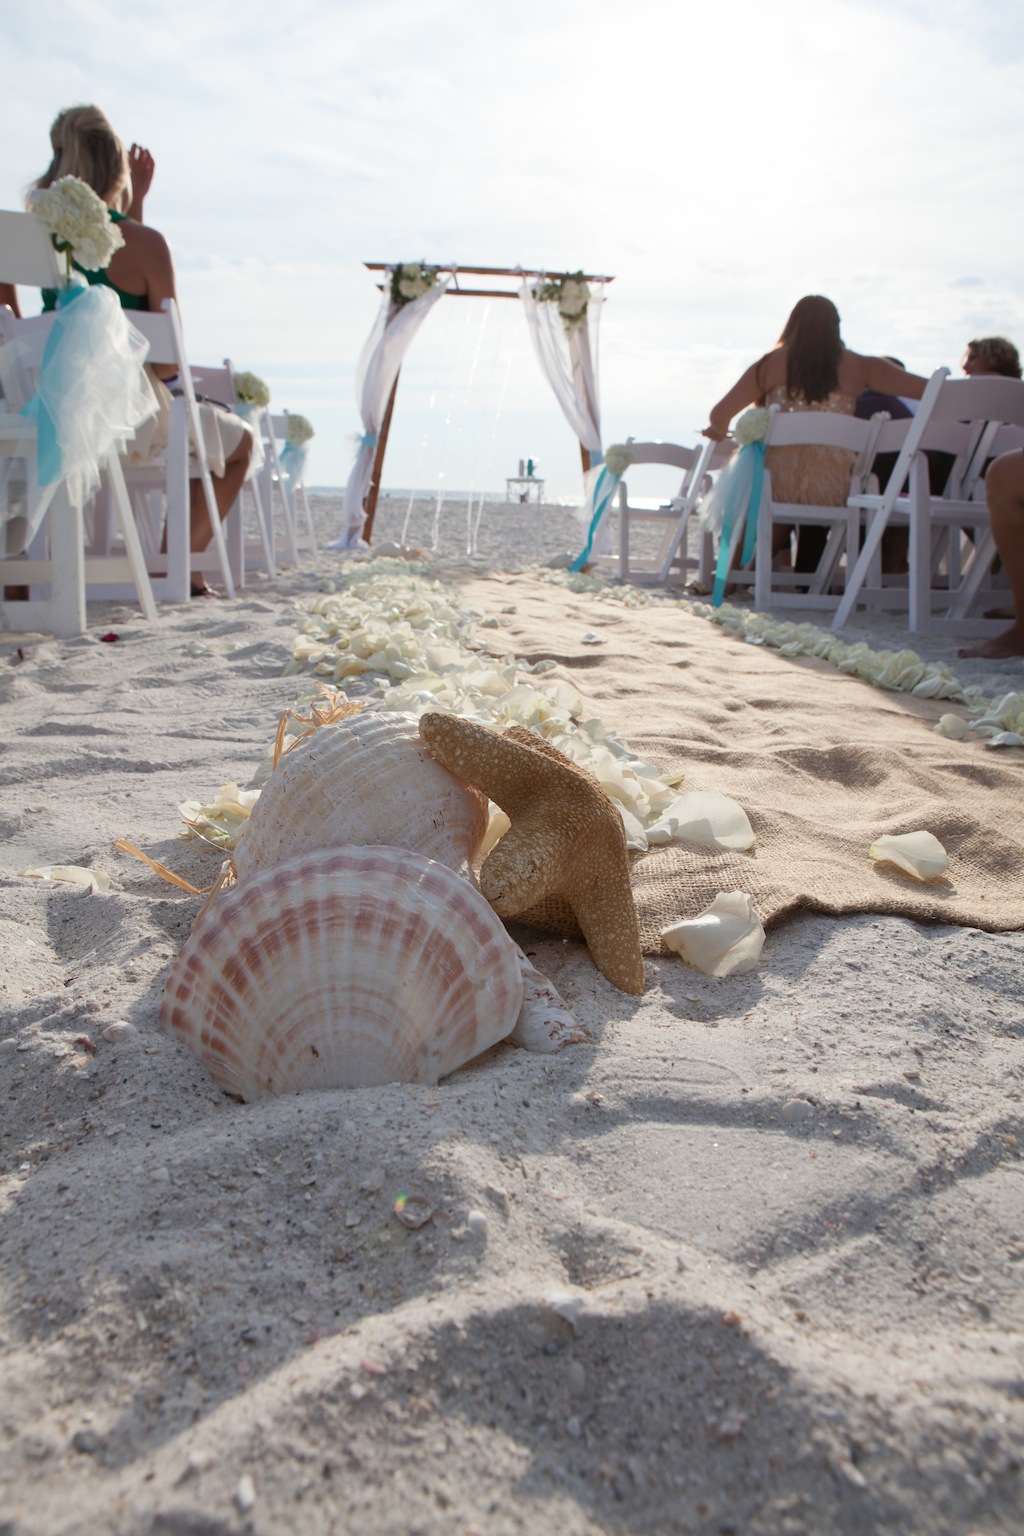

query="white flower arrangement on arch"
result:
[234,371,271,409]
[31,175,124,278]
[286,414,315,446]
[390,263,440,308]
[533,271,590,334]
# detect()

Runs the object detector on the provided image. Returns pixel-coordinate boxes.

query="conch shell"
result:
[161,845,524,1098]
[233,712,489,883]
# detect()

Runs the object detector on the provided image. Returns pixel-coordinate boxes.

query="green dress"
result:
[41,210,146,312]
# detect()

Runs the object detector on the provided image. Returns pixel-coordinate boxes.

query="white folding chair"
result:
[119,305,236,602]
[279,409,319,564]
[833,370,1024,633]
[0,210,157,636]
[257,410,301,567]
[589,437,717,585]
[939,421,1024,628]
[747,409,887,613]
[262,411,317,568]
[907,382,1024,634]
[189,359,274,588]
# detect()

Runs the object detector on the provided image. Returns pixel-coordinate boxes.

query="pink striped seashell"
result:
[234,712,488,883]
[161,845,523,1099]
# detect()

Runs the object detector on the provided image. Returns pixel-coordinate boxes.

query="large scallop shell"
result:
[161,845,524,1099]
[234,712,488,882]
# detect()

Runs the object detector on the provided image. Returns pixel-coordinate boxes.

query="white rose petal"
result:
[19,864,111,894]
[647,791,755,852]
[661,893,765,977]
[477,805,511,861]
[869,831,949,881]
[617,804,649,852]
[934,713,969,739]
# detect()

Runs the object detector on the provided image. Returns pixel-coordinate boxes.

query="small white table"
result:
[506,475,545,504]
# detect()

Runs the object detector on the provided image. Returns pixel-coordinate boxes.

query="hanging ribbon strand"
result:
[699,408,773,607]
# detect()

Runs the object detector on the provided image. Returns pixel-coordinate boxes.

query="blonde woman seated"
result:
[30,104,252,595]
[702,295,929,592]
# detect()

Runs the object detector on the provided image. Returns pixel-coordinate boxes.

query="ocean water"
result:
[310,485,581,508]
[308,486,667,511]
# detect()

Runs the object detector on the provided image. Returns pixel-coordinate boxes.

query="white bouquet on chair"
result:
[390,263,440,308]
[286,414,315,446]
[603,442,635,477]
[733,407,770,446]
[533,271,590,333]
[234,371,271,409]
[31,176,124,280]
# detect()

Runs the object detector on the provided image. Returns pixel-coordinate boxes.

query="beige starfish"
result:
[419,713,645,995]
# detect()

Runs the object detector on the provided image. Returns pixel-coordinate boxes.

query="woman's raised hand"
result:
[127,144,155,218]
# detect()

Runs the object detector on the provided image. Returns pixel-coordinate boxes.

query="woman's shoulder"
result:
[836,348,874,390]
[754,345,787,393]
[117,218,171,257]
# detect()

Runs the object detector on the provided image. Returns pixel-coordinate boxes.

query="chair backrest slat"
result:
[927,375,1024,427]
[764,411,876,452]
[622,440,701,472]
[0,209,63,287]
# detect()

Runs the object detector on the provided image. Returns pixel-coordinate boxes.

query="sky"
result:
[3,0,1024,506]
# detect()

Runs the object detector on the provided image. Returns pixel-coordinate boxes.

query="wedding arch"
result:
[329,262,615,548]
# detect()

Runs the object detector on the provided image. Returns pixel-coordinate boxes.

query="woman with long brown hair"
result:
[703,295,929,578]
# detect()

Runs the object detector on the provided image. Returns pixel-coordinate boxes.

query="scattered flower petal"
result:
[544,1290,587,1332]
[18,864,111,893]
[477,805,511,861]
[661,892,765,976]
[647,791,755,851]
[869,831,949,881]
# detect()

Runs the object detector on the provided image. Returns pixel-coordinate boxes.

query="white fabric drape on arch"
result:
[329,274,451,549]
[519,277,604,456]
[519,278,611,553]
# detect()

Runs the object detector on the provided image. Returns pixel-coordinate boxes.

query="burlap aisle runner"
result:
[456,574,1024,953]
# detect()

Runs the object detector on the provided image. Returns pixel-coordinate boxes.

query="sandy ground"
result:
[0,493,1022,1536]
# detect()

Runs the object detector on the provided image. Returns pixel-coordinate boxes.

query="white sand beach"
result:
[1,493,1022,1536]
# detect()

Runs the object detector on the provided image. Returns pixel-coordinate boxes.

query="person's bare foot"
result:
[958,624,1024,660]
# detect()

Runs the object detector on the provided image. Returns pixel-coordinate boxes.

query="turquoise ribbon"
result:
[20,283,87,486]
[570,454,620,572]
[361,430,378,450]
[280,441,308,479]
[711,441,766,607]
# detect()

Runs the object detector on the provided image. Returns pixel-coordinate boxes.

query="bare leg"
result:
[959,449,1024,659]
[190,428,254,555]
